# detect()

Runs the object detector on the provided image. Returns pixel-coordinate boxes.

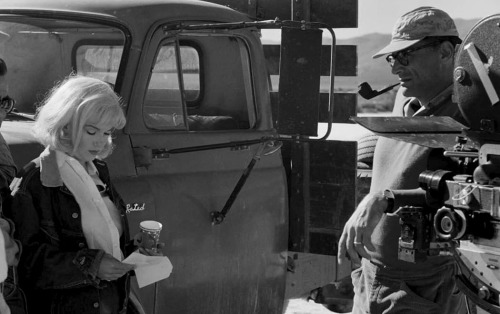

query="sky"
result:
[335,0,500,39]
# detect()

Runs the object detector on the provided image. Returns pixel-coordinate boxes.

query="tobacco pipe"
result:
[358,82,400,99]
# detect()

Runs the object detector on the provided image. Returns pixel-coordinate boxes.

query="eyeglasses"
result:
[0,96,14,113]
[385,41,442,67]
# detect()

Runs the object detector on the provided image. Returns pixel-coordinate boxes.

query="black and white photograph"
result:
[0,0,498,313]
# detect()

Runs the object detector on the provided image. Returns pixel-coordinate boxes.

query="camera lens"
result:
[419,170,454,192]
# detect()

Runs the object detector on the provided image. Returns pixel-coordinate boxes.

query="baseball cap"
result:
[372,7,459,58]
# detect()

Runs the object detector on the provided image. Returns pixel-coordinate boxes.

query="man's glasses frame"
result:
[0,96,14,113]
[385,40,443,67]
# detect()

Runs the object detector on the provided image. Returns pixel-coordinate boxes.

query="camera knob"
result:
[440,216,454,233]
[433,207,467,240]
[478,286,491,300]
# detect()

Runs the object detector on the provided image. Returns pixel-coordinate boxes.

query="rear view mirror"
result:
[276,26,323,136]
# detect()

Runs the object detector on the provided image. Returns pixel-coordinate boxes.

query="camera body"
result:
[397,206,450,263]
[397,167,499,262]
[395,144,500,310]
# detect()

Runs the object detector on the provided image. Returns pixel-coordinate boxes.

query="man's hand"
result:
[97,253,135,281]
[337,192,388,266]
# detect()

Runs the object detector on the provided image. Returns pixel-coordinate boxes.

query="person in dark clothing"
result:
[6,75,141,313]
[0,55,24,314]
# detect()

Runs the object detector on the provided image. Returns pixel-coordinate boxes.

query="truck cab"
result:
[0,0,359,313]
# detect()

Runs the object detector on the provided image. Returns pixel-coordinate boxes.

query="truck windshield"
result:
[0,17,125,115]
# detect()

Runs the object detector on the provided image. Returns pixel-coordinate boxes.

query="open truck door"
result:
[120,15,360,309]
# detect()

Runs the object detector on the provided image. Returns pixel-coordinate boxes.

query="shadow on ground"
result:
[284,276,354,314]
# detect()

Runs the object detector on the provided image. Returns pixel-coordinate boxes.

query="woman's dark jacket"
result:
[4,150,135,314]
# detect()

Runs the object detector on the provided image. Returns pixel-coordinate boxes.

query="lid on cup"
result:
[140,220,162,231]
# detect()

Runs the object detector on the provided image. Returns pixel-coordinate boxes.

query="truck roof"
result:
[0,0,252,30]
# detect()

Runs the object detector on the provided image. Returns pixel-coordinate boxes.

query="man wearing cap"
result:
[338,7,468,314]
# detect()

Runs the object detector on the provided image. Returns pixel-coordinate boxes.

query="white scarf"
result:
[56,150,122,260]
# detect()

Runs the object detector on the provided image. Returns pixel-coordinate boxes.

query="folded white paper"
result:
[123,252,173,288]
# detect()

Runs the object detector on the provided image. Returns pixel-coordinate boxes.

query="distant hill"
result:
[337,18,481,89]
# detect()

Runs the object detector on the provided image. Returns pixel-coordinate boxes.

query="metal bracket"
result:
[211,140,282,225]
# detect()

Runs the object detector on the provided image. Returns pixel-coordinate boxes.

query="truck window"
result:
[75,45,123,86]
[143,42,189,130]
[144,35,255,131]
[0,18,125,115]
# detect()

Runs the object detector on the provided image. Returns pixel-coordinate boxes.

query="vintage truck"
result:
[0,0,360,313]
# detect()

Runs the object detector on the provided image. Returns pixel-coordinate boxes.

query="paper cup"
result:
[137,220,162,252]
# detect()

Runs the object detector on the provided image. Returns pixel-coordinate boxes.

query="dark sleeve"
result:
[8,178,105,290]
[0,136,20,266]
[0,133,16,200]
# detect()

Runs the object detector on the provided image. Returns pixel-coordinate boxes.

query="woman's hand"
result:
[138,242,165,256]
[97,253,135,281]
[133,232,165,256]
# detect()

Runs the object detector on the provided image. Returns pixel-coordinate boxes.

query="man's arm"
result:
[337,192,389,266]
[337,188,427,266]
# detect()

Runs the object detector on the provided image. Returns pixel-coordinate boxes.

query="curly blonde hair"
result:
[33,75,126,158]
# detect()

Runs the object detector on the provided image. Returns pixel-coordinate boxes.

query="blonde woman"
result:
[7,76,140,313]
